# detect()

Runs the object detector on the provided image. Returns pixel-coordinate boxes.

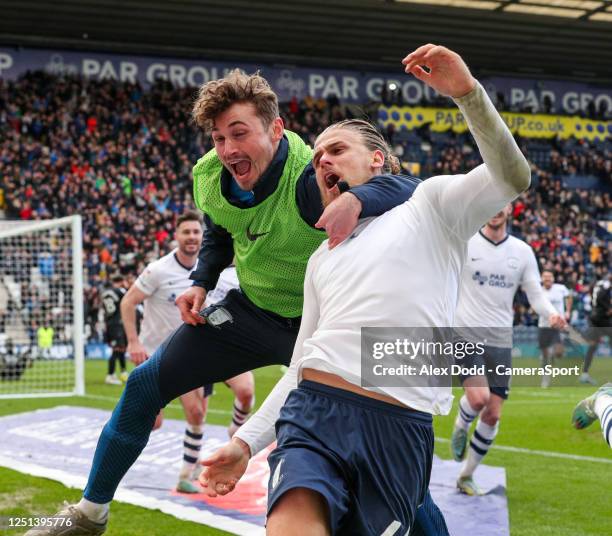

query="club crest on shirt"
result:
[473,271,515,289]
[507,257,519,269]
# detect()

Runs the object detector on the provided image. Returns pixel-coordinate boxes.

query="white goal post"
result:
[0,215,85,398]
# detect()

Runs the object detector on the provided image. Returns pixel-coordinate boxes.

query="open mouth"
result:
[324,172,341,190]
[230,160,252,179]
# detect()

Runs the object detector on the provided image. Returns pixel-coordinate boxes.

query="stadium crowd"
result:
[0,72,609,341]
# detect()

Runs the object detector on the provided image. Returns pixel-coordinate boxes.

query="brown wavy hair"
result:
[192,69,279,132]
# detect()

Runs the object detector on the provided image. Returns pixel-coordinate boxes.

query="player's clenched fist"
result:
[548,313,567,330]
[315,192,362,250]
[199,439,251,497]
[127,339,148,365]
[401,44,476,99]
[175,286,207,325]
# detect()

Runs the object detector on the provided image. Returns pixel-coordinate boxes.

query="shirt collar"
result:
[220,136,289,207]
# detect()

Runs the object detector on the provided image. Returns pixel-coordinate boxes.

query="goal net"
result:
[0,216,84,398]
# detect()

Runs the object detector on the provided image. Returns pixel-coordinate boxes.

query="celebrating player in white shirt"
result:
[120,211,255,494]
[539,270,572,387]
[197,44,531,536]
[451,205,567,496]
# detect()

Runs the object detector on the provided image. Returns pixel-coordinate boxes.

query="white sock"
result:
[231,395,255,429]
[179,424,203,479]
[459,419,499,479]
[455,395,478,432]
[594,393,612,448]
[77,498,109,523]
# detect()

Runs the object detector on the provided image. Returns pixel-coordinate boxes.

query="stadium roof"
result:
[1,0,611,84]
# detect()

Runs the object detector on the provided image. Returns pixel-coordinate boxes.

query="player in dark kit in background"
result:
[581,274,612,384]
[100,274,128,385]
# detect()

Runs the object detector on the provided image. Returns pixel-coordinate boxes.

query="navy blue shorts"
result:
[538,327,561,349]
[457,345,512,400]
[267,380,434,535]
[104,324,127,349]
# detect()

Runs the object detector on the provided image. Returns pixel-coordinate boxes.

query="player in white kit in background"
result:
[451,204,567,496]
[538,270,572,388]
[120,211,254,494]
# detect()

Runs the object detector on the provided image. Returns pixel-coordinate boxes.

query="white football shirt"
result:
[205,267,239,306]
[538,283,569,327]
[454,232,541,331]
[135,250,237,355]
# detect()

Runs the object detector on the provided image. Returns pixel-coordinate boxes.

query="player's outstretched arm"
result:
[523,280,567,329]
[521,250,567,330]
[121,284,149,365]
[404,44,530,194]
[403,44,530,240]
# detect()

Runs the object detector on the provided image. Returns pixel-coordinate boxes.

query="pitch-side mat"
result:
[0,407,509,535]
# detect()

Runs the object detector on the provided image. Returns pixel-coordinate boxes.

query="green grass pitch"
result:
[0,358,610,535]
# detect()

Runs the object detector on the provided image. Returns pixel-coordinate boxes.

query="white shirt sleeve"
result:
[521,250,557,319]
[134,263,158,297]
[560,285,570,299]
[419,82,531,242]
[234,251,321,456]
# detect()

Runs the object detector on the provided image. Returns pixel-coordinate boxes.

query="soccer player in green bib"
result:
[28,71,422,535]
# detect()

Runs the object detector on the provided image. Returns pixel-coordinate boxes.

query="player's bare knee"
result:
[267,488,330,536]
[480,407,501,426]
[185,405,205,425]
[235,386,255,408]
[466,390,489,411]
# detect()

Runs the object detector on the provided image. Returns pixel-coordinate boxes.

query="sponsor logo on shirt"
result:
[473,271,515,289]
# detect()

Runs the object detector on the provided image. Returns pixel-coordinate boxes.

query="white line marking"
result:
[81,395,232,416]
[435,437,612,464]
[500,399,569,405]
